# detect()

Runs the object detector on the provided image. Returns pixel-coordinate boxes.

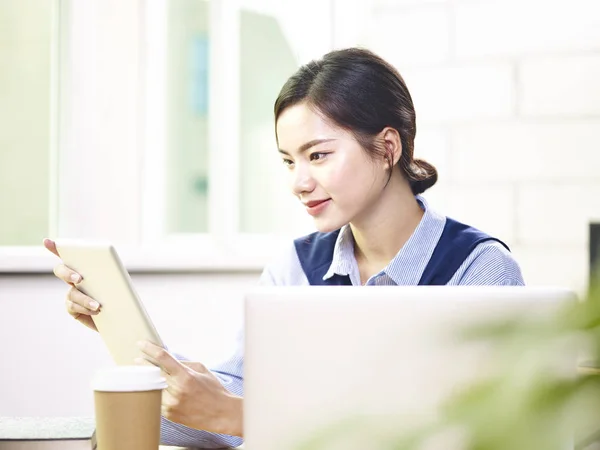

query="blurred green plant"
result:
[297,278,600,450]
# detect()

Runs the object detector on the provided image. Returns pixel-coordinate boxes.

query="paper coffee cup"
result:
[92,366,168,392]
[92,366,167,450]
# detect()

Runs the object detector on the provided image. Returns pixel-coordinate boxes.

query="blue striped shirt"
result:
[160,195,525,448]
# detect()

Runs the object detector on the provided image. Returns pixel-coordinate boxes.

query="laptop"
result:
[243,286,577,450]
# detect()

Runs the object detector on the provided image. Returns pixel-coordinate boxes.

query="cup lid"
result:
[91,366,168,392]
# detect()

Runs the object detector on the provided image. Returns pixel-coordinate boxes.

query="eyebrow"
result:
[278,138,336,155]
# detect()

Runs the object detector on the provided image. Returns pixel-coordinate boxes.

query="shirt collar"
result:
[322,195,446,285]
[322,223,356,280]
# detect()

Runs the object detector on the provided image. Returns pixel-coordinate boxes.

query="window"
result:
[2,0,348,272]
[238,8,299,234]
[238,1,335,234]
[142,0,335,262]
[0,0,57,246]
[164,0,210,234]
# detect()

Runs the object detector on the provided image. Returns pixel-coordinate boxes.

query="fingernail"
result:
[70,273,80,283]
[89,301,99,311]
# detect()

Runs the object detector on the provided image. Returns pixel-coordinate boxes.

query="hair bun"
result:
[407,158,438,195]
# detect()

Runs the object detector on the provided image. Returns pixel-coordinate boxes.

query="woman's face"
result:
[276,103,390,233]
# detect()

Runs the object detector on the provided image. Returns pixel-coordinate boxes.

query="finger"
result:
[137,341,183,376]
[160,378,181,398]
[137,352,174,375]
[43,238,60,257]
[54,264,82,285]
[133,357,168,379]
[66,299,99,316]
[68,286,100,312]
[161,390,179,421]
[133,356,164,372]
[161,389,180,408]
[161,405,174,421]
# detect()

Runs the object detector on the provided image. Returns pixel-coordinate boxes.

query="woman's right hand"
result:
[43,238,101,332]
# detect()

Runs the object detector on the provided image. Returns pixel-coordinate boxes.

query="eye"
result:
[310,152,329,162]
[282,158,294,167]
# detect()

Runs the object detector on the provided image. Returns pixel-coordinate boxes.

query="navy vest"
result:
[293,217,509,286]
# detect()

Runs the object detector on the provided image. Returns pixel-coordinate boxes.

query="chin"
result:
[312,215,348,234]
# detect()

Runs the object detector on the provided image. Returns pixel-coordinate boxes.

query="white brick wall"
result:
[449,120,600,181]
[402,63,516,122]
[520,55,600,116]
[364,4,450,66]
[424,181,517,246]
[353,0,600,295]
[512,244,589,293]
[517,183,600,246]
[414,126,450,177]
[454,0,600,58]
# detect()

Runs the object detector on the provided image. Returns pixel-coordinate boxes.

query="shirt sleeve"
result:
[257,241,308,286]
[452,241,526,286]
[159,261,281,448]
[159,337,245,448]
[159,240,307,447]
[160,417,243,449]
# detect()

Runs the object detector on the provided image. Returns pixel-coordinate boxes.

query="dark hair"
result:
[274,47,437,195]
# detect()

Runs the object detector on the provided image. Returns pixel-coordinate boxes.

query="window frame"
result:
[2,0,344,273]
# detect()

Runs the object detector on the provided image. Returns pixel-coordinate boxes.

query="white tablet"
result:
[54,240,164,366]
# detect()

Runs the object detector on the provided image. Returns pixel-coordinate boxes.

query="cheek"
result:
[325,158,379,200]
[286,170,296,193]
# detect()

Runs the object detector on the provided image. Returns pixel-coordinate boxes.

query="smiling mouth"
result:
[304,199,329,208]
[303,199,331,216]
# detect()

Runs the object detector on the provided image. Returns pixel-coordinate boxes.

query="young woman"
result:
[44,47,524,448]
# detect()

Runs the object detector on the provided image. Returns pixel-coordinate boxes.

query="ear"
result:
[381,127,402,169]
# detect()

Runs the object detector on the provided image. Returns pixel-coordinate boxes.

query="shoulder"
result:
[450,240,525,286]
[258,239,307,286]
[259,229,342,285]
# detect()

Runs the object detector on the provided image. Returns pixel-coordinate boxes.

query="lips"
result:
[304,199,329,208]
[303,198,331,217]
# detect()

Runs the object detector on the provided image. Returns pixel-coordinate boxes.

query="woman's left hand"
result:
[136,341,243,437]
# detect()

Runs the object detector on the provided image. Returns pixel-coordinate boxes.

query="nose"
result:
[290,162,316,197]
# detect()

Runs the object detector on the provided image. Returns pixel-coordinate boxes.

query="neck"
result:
[350,172,424,268]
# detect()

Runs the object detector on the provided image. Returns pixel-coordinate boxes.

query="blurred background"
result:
[1,0,599,418]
